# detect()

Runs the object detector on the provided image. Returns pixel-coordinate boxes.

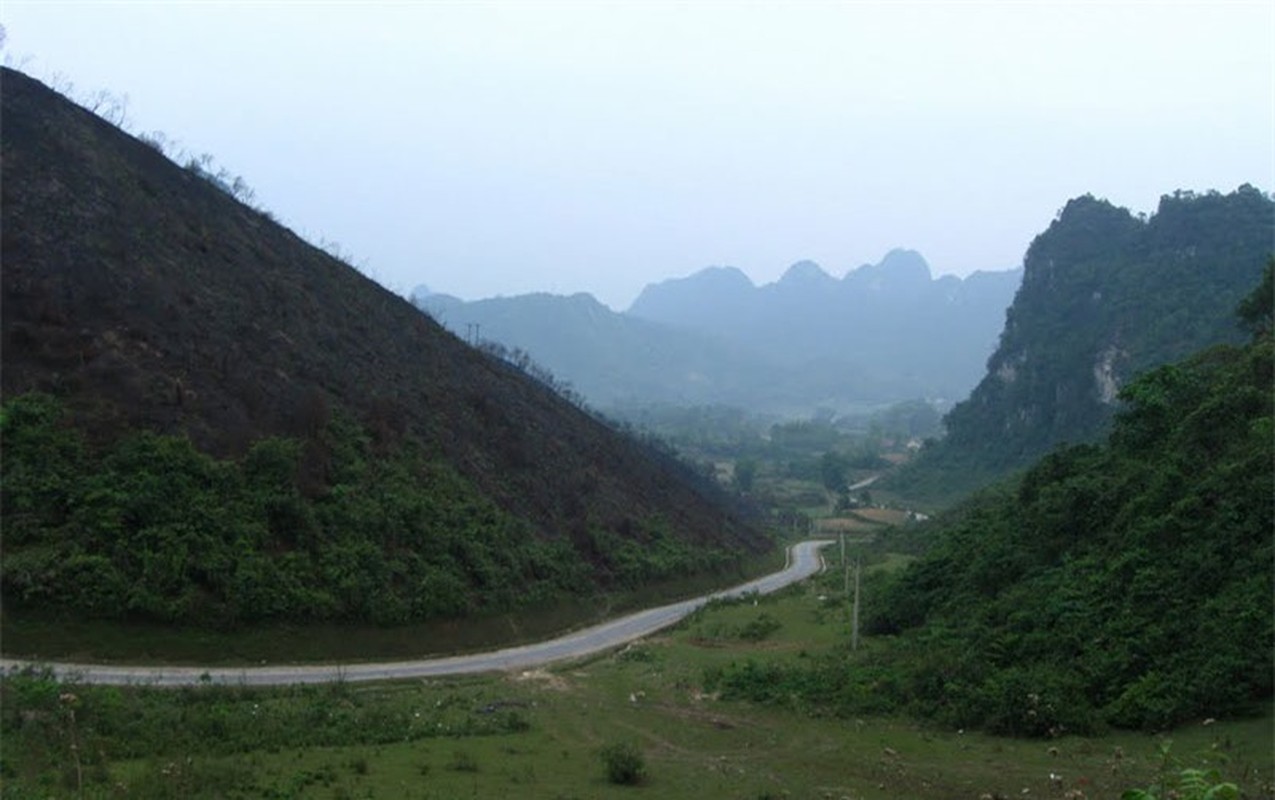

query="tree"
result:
[733,458,757,494]
[1236,256,1273,337]
[819,451,846,493]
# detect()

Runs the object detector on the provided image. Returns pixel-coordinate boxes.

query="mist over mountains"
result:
[415,250,1022,415]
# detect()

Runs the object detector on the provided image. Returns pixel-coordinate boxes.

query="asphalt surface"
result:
[1,539,831,687]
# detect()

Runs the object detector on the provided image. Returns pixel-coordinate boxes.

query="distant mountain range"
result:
[415,250,1022,415]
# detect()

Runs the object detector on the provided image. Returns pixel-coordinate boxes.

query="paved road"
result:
[1,540,832,687]
[847,475,879,491]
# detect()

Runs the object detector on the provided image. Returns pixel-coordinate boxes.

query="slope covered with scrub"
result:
[711,271,1273,734]
[0,68,768,630]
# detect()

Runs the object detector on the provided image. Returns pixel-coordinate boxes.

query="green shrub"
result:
[738,612,781,641]
[448,750,479,773]
[599,742,645,785]
[1121,741,1240,800]
[1,394,747,630]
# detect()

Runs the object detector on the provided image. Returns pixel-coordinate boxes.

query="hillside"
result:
[415,291,771,410]
[892,186,1274,501]
[417,251,1021,416]
[0,68,768,629]
[870,306,1274,732]
[713,273,1274,734]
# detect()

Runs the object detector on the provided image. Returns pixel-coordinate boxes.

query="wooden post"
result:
[841,534,849,598]
[851,557,861,651]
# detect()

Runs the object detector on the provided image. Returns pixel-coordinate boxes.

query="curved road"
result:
[1,540,832,687]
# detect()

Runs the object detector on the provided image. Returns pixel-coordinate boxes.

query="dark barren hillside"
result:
[0,68,766,629]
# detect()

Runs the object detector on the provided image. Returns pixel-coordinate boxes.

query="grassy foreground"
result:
[3,569,1271,799]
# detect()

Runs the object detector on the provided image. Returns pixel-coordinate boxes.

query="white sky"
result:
[3,2,1272,309]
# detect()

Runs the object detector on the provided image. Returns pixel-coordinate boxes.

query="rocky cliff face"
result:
[897,186,1273,496]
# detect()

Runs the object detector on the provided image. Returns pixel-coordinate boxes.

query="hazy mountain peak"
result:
[691,265,755,288]
[626,265,755,318]
[636,265,755,297]
[879,248,932,279]
[847,248,932,288]
[527,290,602,306]
[777,259,834,287]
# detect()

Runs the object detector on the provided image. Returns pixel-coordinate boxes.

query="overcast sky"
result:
[3,2,1271,309]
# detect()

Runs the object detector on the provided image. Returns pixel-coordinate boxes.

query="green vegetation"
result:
[1122,741,1241,800]
[3,62,1272,800]
[1,397,742,630]
[623,402,931,465]
[894,186,1274,503]
[0,667,532,797]
[1237,258,1274,337]
[616,401,929,528]
[709,280,1274,738]
[0,548,784,664]
[598,742,646,785]
[2,579,1269,798]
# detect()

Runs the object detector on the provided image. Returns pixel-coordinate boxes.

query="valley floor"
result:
[4,565,1270,799]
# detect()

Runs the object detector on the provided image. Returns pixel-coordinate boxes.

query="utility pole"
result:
[841,533,849,598]
[851,557,862,651]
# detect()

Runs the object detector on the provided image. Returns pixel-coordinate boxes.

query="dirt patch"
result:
[658,703,740,730]
[816,517,880,533]
[508,668,571,692]
[854,508,911,525]
[686,638,802,653]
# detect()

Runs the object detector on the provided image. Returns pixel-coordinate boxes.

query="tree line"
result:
[0,401,738,628]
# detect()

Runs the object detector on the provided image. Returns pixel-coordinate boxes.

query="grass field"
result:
[849,508,912,526]
[815,508,913,535]
[4,569,1270,799]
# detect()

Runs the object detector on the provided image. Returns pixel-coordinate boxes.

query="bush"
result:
[1121,741,1240,800]
[0,394,745,629]
[738,612,782,641]
[599,742,645,785]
